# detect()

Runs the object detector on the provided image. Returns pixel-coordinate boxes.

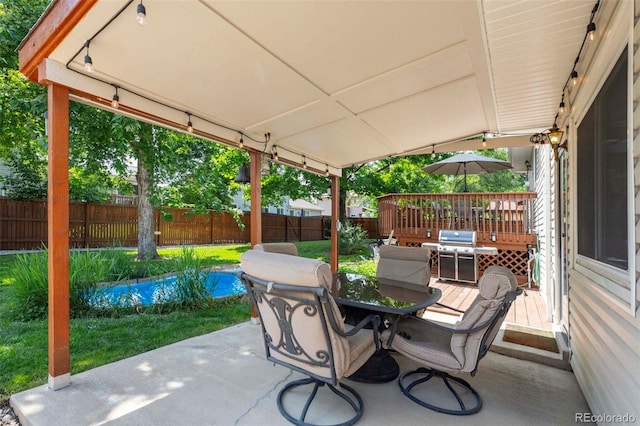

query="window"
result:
[577,48,627,270]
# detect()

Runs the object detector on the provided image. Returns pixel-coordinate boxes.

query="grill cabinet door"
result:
[438,252,456,281]
[457,254,477,283]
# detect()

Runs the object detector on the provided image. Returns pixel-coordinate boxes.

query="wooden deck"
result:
[428,277,552,331]
[377,192,539,286]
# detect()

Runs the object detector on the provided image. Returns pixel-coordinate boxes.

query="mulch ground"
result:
[0,399,21,426]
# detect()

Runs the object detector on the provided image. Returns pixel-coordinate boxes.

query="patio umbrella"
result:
[423,152,513,192]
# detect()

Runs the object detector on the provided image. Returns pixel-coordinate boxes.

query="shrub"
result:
[69,250,122,316]
[171,246,213,310]
[338,221,367,255]
[7,250,49,321]
[101,246,134,281]
[8,249,131,320]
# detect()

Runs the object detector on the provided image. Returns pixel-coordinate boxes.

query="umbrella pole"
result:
[464,162,468,192]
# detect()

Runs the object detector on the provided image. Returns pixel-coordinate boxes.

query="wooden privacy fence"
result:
[0,197,379,250]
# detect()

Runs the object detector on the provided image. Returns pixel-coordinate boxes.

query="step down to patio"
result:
[492,323,571,371]
[422,312,571,371]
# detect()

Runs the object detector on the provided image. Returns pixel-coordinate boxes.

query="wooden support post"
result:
[47,83,71,390]
[249,151,262,322]
[330,175,339,274]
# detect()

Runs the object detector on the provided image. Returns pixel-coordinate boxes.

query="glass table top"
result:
[333,272,441,315]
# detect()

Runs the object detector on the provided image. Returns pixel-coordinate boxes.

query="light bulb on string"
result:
[136,1,147,26]
[238,135,244,149]
[431,146,436,159]
[587,22,596,42]
[111,87,120,108]
[186,113,193,133]
[272,147,279,161]
[83,41,93,72]
[482,133,487,148]
[559,101,565,114]
[325,166,330,177]
[302,156,307,169]
[570,70,578,86]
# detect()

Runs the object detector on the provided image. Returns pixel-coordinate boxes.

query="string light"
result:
[111,87,120,108]
[238,134,244,148]
[187,113,193,133]
[136,1,147,26]
[83,41,93,72]
[272,146,279,161]
[546,0,599,143]
[587,22,596,42]
[482,133,487,148]
[325,166,330,177]
[302,156,307,169]
[431,146,436,159]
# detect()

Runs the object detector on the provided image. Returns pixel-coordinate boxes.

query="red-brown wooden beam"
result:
[249,150,262,321]
[330,175,339,273]
[47,83,71,390]
[19,0,98,82]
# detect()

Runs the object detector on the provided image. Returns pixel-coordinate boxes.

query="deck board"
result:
[427,277,552,330]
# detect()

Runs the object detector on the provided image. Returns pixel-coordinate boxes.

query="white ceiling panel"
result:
[278,119,394,166]
[27,0,596,171]
[245,100,345,140]
[360,77,488,152]
[206,1,467,94]
[53,1,323,128]
[334,43,474,115]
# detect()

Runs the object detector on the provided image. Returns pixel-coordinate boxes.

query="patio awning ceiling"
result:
[20,0,595,175]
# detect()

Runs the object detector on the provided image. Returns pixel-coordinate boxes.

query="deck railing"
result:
[377,192,537,245]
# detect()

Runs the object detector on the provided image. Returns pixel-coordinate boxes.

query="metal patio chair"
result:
[240,250,380,426]
[382,265,521,415]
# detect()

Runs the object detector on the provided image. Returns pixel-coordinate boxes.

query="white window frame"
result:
[570,1,636,316]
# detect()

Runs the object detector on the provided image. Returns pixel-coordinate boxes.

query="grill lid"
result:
[438,230,477,246]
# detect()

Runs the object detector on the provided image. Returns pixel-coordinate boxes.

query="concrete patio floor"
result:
[11,322,591,426]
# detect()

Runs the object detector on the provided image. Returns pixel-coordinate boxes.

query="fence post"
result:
[83,202,89,248]
[284,215,288,242]
[210,210,214,244]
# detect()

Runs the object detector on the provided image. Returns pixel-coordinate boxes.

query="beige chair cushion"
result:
[344,325,378,377]
[242,250,330,289]
[450,266,517,372]
[253,242,298,256]
[376,245,431,290]
[242,250,369,381]
[478,265,517,299]
[382,317,462,371]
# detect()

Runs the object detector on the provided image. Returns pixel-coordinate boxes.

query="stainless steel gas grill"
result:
[435,230,498,284]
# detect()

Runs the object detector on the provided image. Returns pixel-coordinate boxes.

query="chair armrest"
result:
[385,289,520,346]
[327,309,381,351]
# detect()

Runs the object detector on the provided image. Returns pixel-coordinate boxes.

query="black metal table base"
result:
[347,349,399,383]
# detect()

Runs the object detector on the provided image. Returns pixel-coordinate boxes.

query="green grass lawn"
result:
[0,240,375,400]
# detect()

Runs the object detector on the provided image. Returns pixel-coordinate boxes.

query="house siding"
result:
[568,0,640,421]
[570,270,640,421]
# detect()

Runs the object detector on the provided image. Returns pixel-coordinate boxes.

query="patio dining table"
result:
[332,273,441,383]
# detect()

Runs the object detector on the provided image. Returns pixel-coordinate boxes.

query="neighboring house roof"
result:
[289,199,323,211]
